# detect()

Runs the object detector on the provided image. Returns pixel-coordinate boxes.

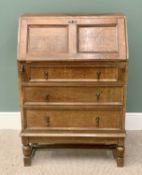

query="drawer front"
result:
[24,86,123,104]
[19,62,127,83]
[30,66,118,82]
[25,109,122,129]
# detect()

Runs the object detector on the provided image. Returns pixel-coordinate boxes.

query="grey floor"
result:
[0,130,142,175]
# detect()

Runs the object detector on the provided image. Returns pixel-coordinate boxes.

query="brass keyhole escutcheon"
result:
[68,20,77,24]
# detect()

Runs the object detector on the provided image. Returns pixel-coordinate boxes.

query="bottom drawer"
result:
[25,109,122,129]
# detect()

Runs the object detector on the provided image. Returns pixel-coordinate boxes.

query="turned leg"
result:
[23,144,32,166]
[116,145,125,167]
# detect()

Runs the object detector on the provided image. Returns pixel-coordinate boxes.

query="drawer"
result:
[20,62,126,83]
[24,86,123,104]
[30,66,118,82]
[25,109,122,129]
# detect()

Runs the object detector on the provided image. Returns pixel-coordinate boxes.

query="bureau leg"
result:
[23,144,32,166]
[116,145,125,167]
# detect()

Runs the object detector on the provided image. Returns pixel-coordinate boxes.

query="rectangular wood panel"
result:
[28,25,68,55]
[78,26,118,53]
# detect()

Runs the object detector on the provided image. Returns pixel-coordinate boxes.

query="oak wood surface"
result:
[17,14,128,167]
[18,14,128,60]
[24,86,123,103]
[25,109,122,129]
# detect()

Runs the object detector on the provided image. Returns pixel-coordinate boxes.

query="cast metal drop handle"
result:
[45,116,50,127]
[96,91,101,101]
[45,94,49,101]
[96,71,101,80]
[96,116,100,127]
[44,71,48,79]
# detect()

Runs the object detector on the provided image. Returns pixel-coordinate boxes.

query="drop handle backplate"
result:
[96,116,100,127]
[96,71,101,80]
[44,71,48,79]
[45,116,50,127]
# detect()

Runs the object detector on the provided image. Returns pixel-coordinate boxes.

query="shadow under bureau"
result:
[17,14,128,167]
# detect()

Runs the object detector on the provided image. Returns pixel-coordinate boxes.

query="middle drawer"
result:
[24,86,123,104]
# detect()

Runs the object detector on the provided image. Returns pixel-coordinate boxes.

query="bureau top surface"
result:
[21,13,126,17]
[17,14,128,61]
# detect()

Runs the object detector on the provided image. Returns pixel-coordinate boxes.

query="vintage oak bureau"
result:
[17,14,128,167]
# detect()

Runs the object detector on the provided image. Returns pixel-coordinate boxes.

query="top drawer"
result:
[19,62,127,83]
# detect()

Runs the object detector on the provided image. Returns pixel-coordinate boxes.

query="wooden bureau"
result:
[17,14,128,167]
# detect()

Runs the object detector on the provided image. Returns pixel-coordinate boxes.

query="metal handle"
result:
[96,71,101,80]
[44,71,48,80]
[96,92,101,101]
[96,116,100,127]
[45,94,49,101]
[45,116,50,127]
